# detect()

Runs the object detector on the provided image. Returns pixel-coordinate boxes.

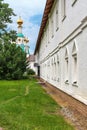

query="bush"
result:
[23,72,28,79]
[27,69,35,75]
[0,41,27,80]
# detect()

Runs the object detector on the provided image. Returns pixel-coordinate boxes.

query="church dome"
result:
[17,16,23,25]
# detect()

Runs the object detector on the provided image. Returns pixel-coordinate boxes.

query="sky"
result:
[4,0,46,54]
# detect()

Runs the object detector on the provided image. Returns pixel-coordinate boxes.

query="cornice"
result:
[39,16,87,64]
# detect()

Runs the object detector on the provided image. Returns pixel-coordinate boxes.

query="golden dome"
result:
[17,16,23,25]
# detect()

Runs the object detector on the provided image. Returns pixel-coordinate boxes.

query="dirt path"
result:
[24,86,29,96]
[38,78,87,130]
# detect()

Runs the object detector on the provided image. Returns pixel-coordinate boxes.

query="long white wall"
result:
[35,0,87,105]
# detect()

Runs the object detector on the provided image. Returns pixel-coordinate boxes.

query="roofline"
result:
[34,0,54,54]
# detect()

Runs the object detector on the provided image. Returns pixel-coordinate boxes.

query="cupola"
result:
[17,16,23,26]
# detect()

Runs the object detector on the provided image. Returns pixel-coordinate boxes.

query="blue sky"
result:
[4,0,46,54]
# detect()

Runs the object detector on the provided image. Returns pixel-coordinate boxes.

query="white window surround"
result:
[51,58,53,65]
[56,0,59,31]
[48,23,50,44]
[72,41,78,86]
[56,10,59,31]
[61,0,66,21]
[57,54,60,82]
[72,41,78,56]
[65,48,69,84]
[51,19,54,38]
[57,54,59,63]
[54,63,56,81]
[65,48,68,59]
[54,57,56,64]
[51,58,54,80]
[72,57,78,87]
[54,56,57,81]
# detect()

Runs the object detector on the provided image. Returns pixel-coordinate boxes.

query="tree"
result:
[8,30,17,42]
[0,0,16,33]
[0,0,26,80]
[0,39,27,80]
[1,30,17,42]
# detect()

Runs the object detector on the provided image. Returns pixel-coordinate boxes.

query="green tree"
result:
[0,42,4,79]
[0,39,27,80]
[8,30,17,42]
[0,0,16,33]
[1,30,17,42]
[0,0,26,80]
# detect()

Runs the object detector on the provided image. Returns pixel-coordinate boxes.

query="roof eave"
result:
[34,0,54,54]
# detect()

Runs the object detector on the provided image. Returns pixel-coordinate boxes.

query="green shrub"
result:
[0,41,27,80]
[27,69,35,75]
[23,72,28,79]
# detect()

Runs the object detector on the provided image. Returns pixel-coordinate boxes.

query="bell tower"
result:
[16,16,30,57]
[17,16,23,34]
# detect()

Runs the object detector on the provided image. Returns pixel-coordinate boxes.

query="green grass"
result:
[0,79,74,130]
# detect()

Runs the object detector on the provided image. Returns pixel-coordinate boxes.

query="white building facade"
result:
[27,55,35,72]
[34,0,87,105]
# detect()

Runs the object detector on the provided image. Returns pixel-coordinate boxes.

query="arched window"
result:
[57,54,60,82]
[51,58,53,80]
[47,60,50,80]
[56,0,59,31]
[47,22,50,44]
[61,0,66,21]
[51,19,54,38]
[54,56,56,81]
[72,41,78,86]
[44,64,45,78]
[48,60,50,80]
[65,47,69,84]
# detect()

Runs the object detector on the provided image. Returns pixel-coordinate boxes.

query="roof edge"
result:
[34,0,54,54]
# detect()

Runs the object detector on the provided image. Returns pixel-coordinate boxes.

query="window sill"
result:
[72,52,77,57]
[65,80,69,84]
[72,81,78,87]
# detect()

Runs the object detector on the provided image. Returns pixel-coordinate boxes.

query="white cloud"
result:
[4,0,46,54]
